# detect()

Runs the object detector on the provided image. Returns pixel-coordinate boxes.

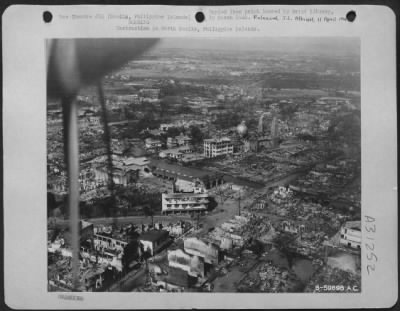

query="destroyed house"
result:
[139,230,170,256]
[151,160,224,189]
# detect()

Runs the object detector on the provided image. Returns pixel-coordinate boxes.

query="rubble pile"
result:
[207,214,271,250]
[163,221,193,237]
[270,186,299,208]
[48,250,117,292]
[304,265,361,293]
[237,262,298,293]
[292,158,360,197]
[266,145,308,162]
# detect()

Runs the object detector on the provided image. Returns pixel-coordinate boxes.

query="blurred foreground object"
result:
[47,38,159,290]
[47,38,159,99]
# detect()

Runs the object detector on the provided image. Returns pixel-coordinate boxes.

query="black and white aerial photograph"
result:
[47,37,361,293]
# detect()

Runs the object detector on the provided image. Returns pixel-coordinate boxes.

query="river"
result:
[327,252,358,274]
[263,248,314,283]
[292,258,314,283]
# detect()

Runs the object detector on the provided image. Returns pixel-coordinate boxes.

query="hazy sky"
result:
[154,37,359,56]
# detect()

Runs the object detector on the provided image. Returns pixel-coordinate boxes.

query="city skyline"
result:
[153,37,360,55]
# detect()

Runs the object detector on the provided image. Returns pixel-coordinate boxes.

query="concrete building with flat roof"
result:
[162,192,209,215]
[203,137,233,158]
[339,220,361,249]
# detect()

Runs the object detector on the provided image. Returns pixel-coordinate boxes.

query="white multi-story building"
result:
[93,233,128,253]
[145,138,163,150]
[176,134,192,146]
[161,192,209,215]
[203,137,233,158]
[339,220,361,249]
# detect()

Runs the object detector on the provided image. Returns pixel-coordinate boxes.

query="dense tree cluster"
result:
[327,112,361,144]
[189,125,204,145]
[279,102,298,120]
[213,112,242,129]
[76,186,162,219]
[121,239,141,273]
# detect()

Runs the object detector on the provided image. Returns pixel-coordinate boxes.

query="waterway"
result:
[292,258,314,283]
[263,248,314,283]
[212,249,314,292]
[327,252,358,274]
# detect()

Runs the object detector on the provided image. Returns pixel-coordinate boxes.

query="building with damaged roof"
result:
[339,221,361,249]
[151,160,224,189]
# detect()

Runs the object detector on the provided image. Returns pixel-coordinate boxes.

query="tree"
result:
[128,229,140,241]
[207,197,218,212]
[249,240,264,257]
[137,111,160,131]
[159,95,182,116]
[214,112,241,130]
[50,227,61,243]
[165,127,182,138]
[178,104,193,114]
[140,243,152,261]
[297,133,316,142]
[273,232,297,267]
[328,112,361,144]
[190,126,204,145]
[121,239,141,273]
[160,85,179,97]
[280,103,298,120]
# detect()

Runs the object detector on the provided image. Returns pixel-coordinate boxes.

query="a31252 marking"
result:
[365,215,377,275]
